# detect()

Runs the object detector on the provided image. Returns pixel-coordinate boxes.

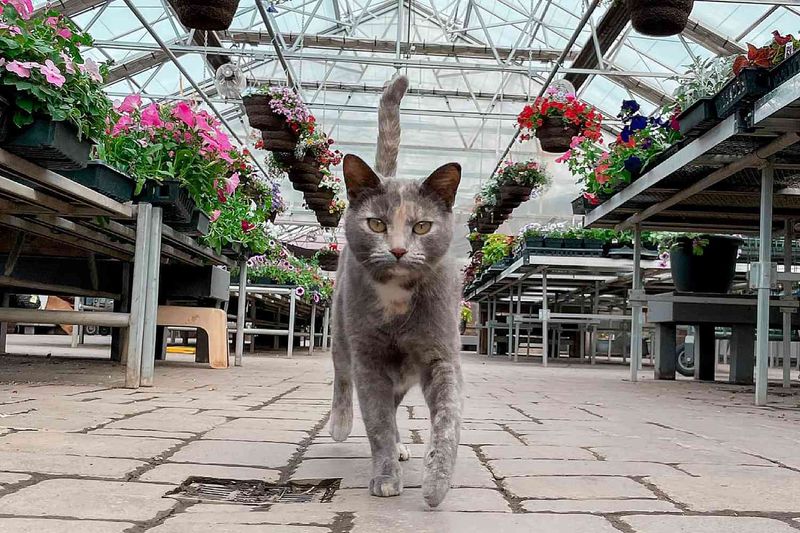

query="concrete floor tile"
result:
[522,499,680,513]
[0,479,175,520]
[331,487,511,512]
[504,476,654,499]
[622,515,798,533]
[0,432,180,460]
[201,427,309,443]
[0,452,143,478]
[138,463,281,484]
[480,445,596,460]
[489,459,678,478]
[168,440,298,468]
[0,472,31,486]
[105,412,226,433]
[351,512,619,533]
[0,519,134,532]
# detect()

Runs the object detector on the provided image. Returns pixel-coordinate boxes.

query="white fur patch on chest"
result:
[374,279,412,316]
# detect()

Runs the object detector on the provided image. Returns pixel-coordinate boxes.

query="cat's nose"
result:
[390,248,408,259]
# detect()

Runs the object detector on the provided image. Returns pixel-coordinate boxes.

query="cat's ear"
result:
[420,163,461,211]
[343,154,381,204]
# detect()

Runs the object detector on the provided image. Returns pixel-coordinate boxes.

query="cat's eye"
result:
[367,218,387,233]
[413,221,432,235]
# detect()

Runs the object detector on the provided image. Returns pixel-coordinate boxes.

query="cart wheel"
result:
[85,325,98,335]
[676,344,694,377]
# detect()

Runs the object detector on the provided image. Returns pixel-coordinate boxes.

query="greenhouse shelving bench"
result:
[0,148,232,389]
[229,277,330,365]
[582,71,800,405]
[464,249,664,366]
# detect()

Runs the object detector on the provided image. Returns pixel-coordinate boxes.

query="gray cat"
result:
[329,74,463,508]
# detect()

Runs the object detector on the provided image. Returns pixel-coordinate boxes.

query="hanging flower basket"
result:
[288,169,323,192]
[316,212,341,228]
[261,129,298,153]
[535,116,580,153]
[303,190,335,211]
[317,250,339,271]
[242,94,282,130]
[499,184,532,206]
[172,0,240,31]
[627,0,693,37]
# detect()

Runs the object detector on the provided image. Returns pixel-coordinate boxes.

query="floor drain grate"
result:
[169,477,340,505]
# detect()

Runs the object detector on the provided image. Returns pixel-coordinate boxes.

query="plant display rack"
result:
[581,69,800,406]
[0,147,232,389]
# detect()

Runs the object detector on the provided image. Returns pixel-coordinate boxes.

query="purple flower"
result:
[629,115,648,132]
[295,286,305,298]
[620,99,640,115]
[624,156,642,173]
[313,292,320,303]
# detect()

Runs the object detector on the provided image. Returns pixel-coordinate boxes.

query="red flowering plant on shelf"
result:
[732,31,799,75]
[516,87,603,143]
[558,100,681,206]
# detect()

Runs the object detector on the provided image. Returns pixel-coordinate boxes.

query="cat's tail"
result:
[375,74,409,178]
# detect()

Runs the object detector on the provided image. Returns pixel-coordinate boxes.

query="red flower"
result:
[216,188,227,203]
[773,31,793,46]
[241,220,255,233]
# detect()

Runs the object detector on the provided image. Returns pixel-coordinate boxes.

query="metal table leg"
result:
[654,323,677,380]
[756,162,774,405]
[140,206,162,387]
[234,259,248,367]
[125,203,152,389]
[542,269,549,367]
[309,303,316,355]
[287,289,296,358]
[783,219,793,389]
[322,307,330,350]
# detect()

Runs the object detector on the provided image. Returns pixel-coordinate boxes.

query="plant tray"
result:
[136,180,195,225]
[770,50,800,90]
[222,242,244,258]
[713,68,770,119]
[3,118,91,171]
[525,247,603,258]
[62,161,135,203]
[677,97,719,138]
[169,209,211,237]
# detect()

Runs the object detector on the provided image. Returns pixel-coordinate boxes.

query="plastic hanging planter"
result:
[3,118,91,171]
[172,0,241,31]
[627,0,694,37]
[535,116,579,153]
[62,161,136,203]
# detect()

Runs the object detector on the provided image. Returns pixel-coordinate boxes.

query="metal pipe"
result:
[140,206,163,387]
[755,162,774,406]
[125,203,152,388]
[0,308,131,327]
[542,268,549,367]
[629,223,643,383]
[489,0,601,179]
[255,0,300,93]
[309,303,317,355]
[783,219,793,388]
[287,289,296,358]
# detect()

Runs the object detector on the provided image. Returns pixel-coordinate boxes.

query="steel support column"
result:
[629,223,643,383]
[755,162,774,406]
[234,259,248,367]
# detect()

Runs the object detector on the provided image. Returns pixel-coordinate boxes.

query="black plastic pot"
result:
[172,0,240,30]
[628,0,693,37]
[770,49,800,90]
[524,236,544,249]
[583,239,604,250]
[677,97,719,137]
[136,180,195,225]
[221,242,244,258]
[62,161,135,203]
[563,238,582,249]
[713,68,770,119]
[543,237,563,249]
[316,212,341,228]
[169,209,211,237]
[535,116,579,153]
[669,235,742,294]
[3,118,91,171]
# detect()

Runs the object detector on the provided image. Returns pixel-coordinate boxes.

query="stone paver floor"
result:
[2,346,800,532]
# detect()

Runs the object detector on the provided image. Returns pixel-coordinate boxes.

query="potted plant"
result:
[246,246,333,304]
[656,233,742,293]
[315,243,340,272]
[481,234,515,270]
[172,0,240,31]
[245,86,314,147]
[562,100,681,207]
[769,31,800,89]
[0,6,112,170]
[459,301,472,335]
[671,56,733,137]
[317,198,345,228]
[62,158,136,203]
[468,232,484,254]
[517,87,602,153]
[627,0,694,37]
[495,159,551,205]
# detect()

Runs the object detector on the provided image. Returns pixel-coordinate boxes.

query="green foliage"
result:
[481,234,515,266]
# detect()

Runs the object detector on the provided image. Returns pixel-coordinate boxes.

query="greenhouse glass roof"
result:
[38,0,800,251]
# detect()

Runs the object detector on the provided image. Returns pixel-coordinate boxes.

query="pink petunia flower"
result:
[79,58,103,83]
[111,114,133,135]
[210,209,221,222]
[38,60,65,87]
[45,16,59,28]
[116,94,141,113]
[56,27,72,40]
[554,150,571,164]
[6,60,32,78]
[172,101,195,127]
[0,23,22,35]
[3,0,33,20]
[218,150,233,163]
[225,172,240,195]
[140,103,163,128]
[60,51,75,74]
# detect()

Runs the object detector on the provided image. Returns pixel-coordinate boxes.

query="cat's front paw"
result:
[369,475,403,497]
[397,443,411,461]
[422,448,454,507]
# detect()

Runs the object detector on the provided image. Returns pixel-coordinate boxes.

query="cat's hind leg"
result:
[395,391,410,461]
[329,335,353,442]
[421,358,463,508]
